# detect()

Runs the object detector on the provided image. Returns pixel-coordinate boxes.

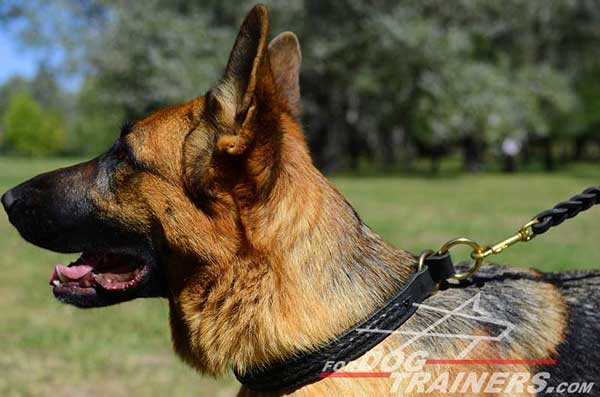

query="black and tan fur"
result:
[2,5,599,396]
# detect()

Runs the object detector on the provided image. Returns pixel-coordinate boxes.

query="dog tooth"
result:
[56,268,67,283]
[52,280,60,287]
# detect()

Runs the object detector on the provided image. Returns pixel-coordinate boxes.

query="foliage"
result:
[416,61,576,144]
[1,0,600,167]
[2,92,66,156]
[67,78,125,154]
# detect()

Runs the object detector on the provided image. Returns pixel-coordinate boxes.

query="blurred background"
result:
[0,1,598,396]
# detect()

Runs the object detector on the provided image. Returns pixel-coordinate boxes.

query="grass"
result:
[0,156,598,396]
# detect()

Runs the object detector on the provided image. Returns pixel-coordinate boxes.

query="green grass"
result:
[0,157,598,396]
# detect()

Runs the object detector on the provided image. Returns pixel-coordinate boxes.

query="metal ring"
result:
[437,238,485,281]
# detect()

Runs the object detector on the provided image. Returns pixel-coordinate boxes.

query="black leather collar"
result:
[235,252,455,392]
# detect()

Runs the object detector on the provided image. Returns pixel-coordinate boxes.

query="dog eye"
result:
[111,142,147,171]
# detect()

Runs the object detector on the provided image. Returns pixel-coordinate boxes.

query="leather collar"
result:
[235,252,455,392]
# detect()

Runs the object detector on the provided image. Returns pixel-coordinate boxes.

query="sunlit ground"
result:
[0,157,598,396]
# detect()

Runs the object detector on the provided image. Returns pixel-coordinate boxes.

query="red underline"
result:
[319,359,557,378]
[425,359,557,365]
[320,372,392,378]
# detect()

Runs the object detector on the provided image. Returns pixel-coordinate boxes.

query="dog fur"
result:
[2,4,599,396]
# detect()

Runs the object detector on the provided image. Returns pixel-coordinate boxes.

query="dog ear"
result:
[223,4,269,116]
[214,4,275,156]
[268,32,302,118]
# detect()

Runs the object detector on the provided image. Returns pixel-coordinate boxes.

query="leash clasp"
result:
[471,219,539,261]
[420,219,541,282]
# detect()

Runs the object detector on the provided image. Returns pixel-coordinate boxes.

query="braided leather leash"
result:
[531,186,600,235]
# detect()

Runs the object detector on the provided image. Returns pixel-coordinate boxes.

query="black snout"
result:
[1,189,17,213]
[4,158,145,254]
[3,159,109,253]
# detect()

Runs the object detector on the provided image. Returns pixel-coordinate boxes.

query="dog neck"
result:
[169,116,415,376]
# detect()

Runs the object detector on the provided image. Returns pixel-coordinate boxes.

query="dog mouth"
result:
[49,252,154,306]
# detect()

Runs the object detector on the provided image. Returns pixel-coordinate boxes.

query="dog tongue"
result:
[51,264,93,283]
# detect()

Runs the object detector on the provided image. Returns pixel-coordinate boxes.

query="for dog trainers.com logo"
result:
[319,293,595,395]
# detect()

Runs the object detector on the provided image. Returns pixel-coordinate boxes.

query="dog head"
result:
[2,5,304,311]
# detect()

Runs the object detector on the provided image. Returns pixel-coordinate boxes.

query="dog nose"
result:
[1,189,17,213]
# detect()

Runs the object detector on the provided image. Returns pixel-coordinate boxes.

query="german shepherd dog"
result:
[2,5,599,396]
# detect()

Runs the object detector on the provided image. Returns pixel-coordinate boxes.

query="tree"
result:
[68,78,125,155]
[2,92,66,156]
[0,76,30,118]
[3,0,600,168]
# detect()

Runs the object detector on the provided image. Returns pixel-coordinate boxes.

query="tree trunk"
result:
[522,138,531,166]
[462,136,482,173]
[346,125,361,171]
[379,129,395,169]
[543,137,555,172]
[574,137,586,161]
